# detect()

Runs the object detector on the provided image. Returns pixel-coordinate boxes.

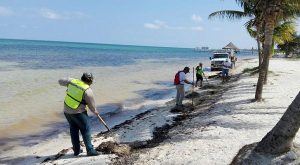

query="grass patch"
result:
[242,67,280,76]
[242,66,259,75]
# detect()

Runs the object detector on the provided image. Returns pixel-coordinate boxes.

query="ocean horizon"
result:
[0,38,199,49]
[0,38,256,152]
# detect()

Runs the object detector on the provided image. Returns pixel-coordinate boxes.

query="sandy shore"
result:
[1,57,300,165]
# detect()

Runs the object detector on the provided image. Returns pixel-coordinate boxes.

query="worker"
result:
[58,73,99,156]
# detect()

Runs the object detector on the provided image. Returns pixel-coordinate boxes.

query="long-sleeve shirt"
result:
[58,78,98,115]
[179,71,187,85]
[223,61,231,69]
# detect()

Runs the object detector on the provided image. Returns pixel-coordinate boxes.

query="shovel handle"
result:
[97,114,110,131]
[192,67,194,106]
[203,73,209,84]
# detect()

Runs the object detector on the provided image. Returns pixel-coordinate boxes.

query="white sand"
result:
[136,58,300,165]
[1,58,300,165]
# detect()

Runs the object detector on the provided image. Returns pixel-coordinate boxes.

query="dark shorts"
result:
[196,74,203,81]
[222,69,229,77]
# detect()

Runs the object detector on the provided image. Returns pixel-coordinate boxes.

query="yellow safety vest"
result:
[64,79,90,110]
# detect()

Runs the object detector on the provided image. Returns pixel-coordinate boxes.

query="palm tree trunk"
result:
[255,92,300,154]
[256,36,262,67]
[255,14,276,101]
[263,40,274,85]
[256,23,263,68]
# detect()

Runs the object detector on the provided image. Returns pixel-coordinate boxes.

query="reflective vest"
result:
[64,79,90,110]
[196,66,204,75]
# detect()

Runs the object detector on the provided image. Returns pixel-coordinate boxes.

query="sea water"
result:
[0,39,255,148]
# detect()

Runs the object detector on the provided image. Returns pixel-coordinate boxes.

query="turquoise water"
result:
[0,39,255,70]
[0,39,210,70]
[0,38,256,149]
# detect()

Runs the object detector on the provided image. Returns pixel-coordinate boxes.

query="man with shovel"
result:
[59,73,103,156]
[174,67,194,110]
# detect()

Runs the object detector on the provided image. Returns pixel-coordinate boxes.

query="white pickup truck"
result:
[210,51,233,71]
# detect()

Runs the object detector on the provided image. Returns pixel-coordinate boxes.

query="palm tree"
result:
[209,0,268,68]
[224,0,300,160]
[239,0,300,157]
[247,20,295,64]
[277,34,300,57]
[244,19,264,66]
[209,1,263,65]
[255,0,300,101]
[231,93,300,163]
[210,0,300,101]
[273,21,296,45]
[255,92,300,154]
[263,21,296,83]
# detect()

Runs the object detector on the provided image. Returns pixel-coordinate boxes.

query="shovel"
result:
[203,73,209,84]
[97,114,110,131]
[192,67,195,107]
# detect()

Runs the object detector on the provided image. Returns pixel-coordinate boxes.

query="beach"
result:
[1,0,299,164]
[0,39,206,150]
[1,57,299,165]
[0,39,254,153]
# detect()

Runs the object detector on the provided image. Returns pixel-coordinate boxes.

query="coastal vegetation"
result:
[242,66,259,75]
[210,0,300,163]
[277,34,300,57]
[209,0,300,101]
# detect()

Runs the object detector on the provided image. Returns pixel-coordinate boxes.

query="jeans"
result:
[176,84,184,106]
[64,111,96,154]
[222,68,229,77]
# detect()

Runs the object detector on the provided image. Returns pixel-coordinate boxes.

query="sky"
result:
[0,0,299,49]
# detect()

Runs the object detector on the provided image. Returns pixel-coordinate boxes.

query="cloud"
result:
[39,8,87,20]
[144,20,203,32]
[144,20,167,29]
[144,23,160,29]
[0,6,14,16]
[40,8,62,20]
[191,14,202,22]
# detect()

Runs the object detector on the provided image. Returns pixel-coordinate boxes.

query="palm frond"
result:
[235,0,245,8]
[244,19,257,38]
[273,21,296,44]
[208,10,248,20]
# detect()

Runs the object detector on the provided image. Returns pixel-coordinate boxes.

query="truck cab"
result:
[210,50,233,71]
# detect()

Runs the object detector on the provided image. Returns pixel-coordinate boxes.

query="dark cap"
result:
[183,67,190,73]
[81,72,93,83]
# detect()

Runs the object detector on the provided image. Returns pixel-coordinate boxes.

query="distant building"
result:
[222,42,239,51]
[194,46,210,51]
